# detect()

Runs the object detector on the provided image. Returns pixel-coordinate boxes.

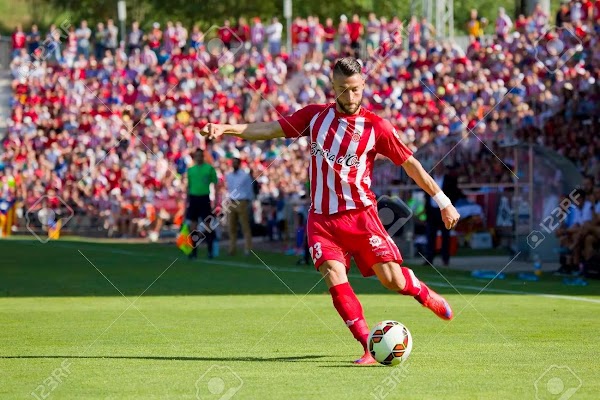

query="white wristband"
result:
[433,192,451,209]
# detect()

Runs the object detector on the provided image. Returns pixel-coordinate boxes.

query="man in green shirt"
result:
[186,149,218,259]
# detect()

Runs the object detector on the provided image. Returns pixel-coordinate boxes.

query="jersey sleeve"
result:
[277,104,323,138]
[374,119,413,166]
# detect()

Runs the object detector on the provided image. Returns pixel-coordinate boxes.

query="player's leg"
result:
[372,261,453,320]
[238,200,253,254]
[355,206,452,320]
[307,211,375,364]
[228,205,239,255]
[198,198,215,259]
[186,196,201,260]
[318,260,375,364]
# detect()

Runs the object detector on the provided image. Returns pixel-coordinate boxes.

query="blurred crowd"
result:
[1,1,599,245]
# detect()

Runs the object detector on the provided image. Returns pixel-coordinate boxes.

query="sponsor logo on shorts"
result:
[369,235,383,248]
[375,250,391,257]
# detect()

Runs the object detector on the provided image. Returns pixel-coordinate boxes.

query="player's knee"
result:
[377,262,403,291]
[319,261,347,287]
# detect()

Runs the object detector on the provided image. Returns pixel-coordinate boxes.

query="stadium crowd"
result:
[0,2,599,266]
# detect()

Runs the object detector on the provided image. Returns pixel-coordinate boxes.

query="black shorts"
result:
[186,195,212,222]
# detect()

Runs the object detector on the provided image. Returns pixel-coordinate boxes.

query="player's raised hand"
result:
[441,204,460,230]
[201,123,227,140]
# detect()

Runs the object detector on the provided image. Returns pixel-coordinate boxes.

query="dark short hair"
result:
[333,57,362,77]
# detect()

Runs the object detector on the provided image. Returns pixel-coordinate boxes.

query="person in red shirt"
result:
[296,18,310,61]
[323,18,337,55]
[594,0,600,24]
[201,57,460,365]
[348,14,364,58]
[236,17,251,50]
[581,0,594,21]
[12,24,26,58]
[218,20,234,50]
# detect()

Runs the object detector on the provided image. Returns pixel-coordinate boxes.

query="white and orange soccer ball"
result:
[368,320,413,366]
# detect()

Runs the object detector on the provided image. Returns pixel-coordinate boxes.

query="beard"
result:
[336,97,362,115]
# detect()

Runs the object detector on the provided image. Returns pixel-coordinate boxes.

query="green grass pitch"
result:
[1,238,599,399]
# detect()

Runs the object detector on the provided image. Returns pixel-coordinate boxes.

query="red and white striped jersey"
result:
[278,103,413,215]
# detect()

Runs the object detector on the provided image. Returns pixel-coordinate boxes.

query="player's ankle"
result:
[414,283,430,304]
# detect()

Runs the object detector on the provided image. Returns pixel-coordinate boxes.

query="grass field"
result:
[1,238,599,399]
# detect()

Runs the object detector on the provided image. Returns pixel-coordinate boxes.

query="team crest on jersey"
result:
[310,143,361,168]
[369,235,383,248]
[351,133,361,142]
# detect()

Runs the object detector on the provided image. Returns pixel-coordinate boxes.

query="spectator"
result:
[466,9,486,40]
[338,14,350,53]
[75,20,91,58]
[407,16,421,50]
[251,17,265,52]
[348,14,363,58]
[12,24,26,58]
[104,19,119,54]
[533,2,550,30]
[495,8,513,41]
[27,24,41,55]
[94,22,106,59]
[147,22,162,53]
[225,157,254,256]
[128,21,144,53]
[218,19,234,50]
[323,18,336,55]
[366,13,381,51]
[266,17,283,55]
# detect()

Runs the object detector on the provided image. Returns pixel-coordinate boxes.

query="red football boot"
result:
[418,284,454,320]
[354,350,378,365]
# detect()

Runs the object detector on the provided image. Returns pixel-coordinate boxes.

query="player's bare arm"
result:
[201,121,284,141]
[401,156,461,230]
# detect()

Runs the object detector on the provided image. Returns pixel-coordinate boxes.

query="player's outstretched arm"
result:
[401,156,461,230]
[201,122,285,141]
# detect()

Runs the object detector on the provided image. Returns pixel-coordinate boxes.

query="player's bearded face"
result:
[334,74,365,115]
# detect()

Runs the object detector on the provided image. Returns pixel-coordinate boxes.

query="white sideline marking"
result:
[14,240,600,304]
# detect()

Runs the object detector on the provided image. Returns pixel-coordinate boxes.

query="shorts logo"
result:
[375,250,391,257]
[369,235,383,248]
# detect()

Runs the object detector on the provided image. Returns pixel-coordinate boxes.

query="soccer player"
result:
[201,57,460,364]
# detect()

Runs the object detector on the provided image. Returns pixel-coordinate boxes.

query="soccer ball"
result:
[368,320,413,366]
